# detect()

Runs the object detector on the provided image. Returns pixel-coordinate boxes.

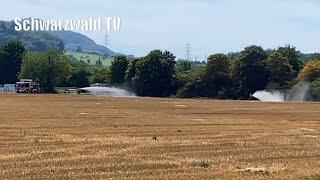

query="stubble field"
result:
[0,93,320,179]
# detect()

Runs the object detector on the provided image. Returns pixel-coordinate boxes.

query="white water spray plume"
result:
[80,87,136,97]
[252,83,310,102]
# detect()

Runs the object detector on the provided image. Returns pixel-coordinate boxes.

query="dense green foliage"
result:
[175,60,192,74]
[309,79,320,100]
[276,46,302,76]
[299,53,320,64]
[265,52,294,90]
[92,67,109,83]
[109,55,129,84]
[231,45,269,98]
[127,50,176,97]
[203,54,233,98]
[20,50,95,92]
[20,50,72,92]
[0,41,25,84]
[68,67,91,88]
[1,40,320,100]
[176,54,233,99]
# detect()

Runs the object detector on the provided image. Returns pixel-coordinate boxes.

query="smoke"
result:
[80,87,136,97]
[253,83,310,102]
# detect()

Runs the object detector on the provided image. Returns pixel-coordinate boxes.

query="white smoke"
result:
[80,87,136,97]
[253,83,310,102]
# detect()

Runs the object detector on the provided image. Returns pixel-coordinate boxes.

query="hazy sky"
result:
[1,0,320,59]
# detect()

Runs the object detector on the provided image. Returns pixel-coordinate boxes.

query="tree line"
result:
[0,41,320,100]
[109,46,320,100]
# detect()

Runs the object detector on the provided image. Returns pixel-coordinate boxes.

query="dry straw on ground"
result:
[0,94,320,179]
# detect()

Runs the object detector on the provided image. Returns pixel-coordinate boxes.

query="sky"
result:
[1,0,320,59]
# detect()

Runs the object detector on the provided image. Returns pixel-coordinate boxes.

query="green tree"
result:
[125,58,140,87]
[265,52,294,89]
[132,50,176,97]
[95,59,103,66]
[175,60,192,75]
[0,41,25,84]
[277,45,302,76]
[309,78,320,100]
[92,67,108,83]
[69,67,91,88]
[175,69,205,98]
[174,60,194,94]
[20,50,71,92]
[203,54,233,98]
[231,45,268,98]
[109,55,129,84]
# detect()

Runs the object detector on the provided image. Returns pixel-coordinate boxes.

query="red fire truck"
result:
[16,79,40,93]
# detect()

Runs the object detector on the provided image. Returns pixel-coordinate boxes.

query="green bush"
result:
[310,78,320,100]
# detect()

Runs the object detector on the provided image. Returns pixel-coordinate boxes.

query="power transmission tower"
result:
[185,42,191,61]
[102,31,111,58]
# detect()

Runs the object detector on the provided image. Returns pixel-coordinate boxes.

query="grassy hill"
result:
[48,31,118,57]
[66,51,113,66]
[0,21,64,51]
[0,20,118,57]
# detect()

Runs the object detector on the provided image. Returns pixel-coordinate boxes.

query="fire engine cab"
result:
[16,79,40,93]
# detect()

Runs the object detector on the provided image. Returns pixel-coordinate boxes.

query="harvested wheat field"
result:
[0,94,320,179]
